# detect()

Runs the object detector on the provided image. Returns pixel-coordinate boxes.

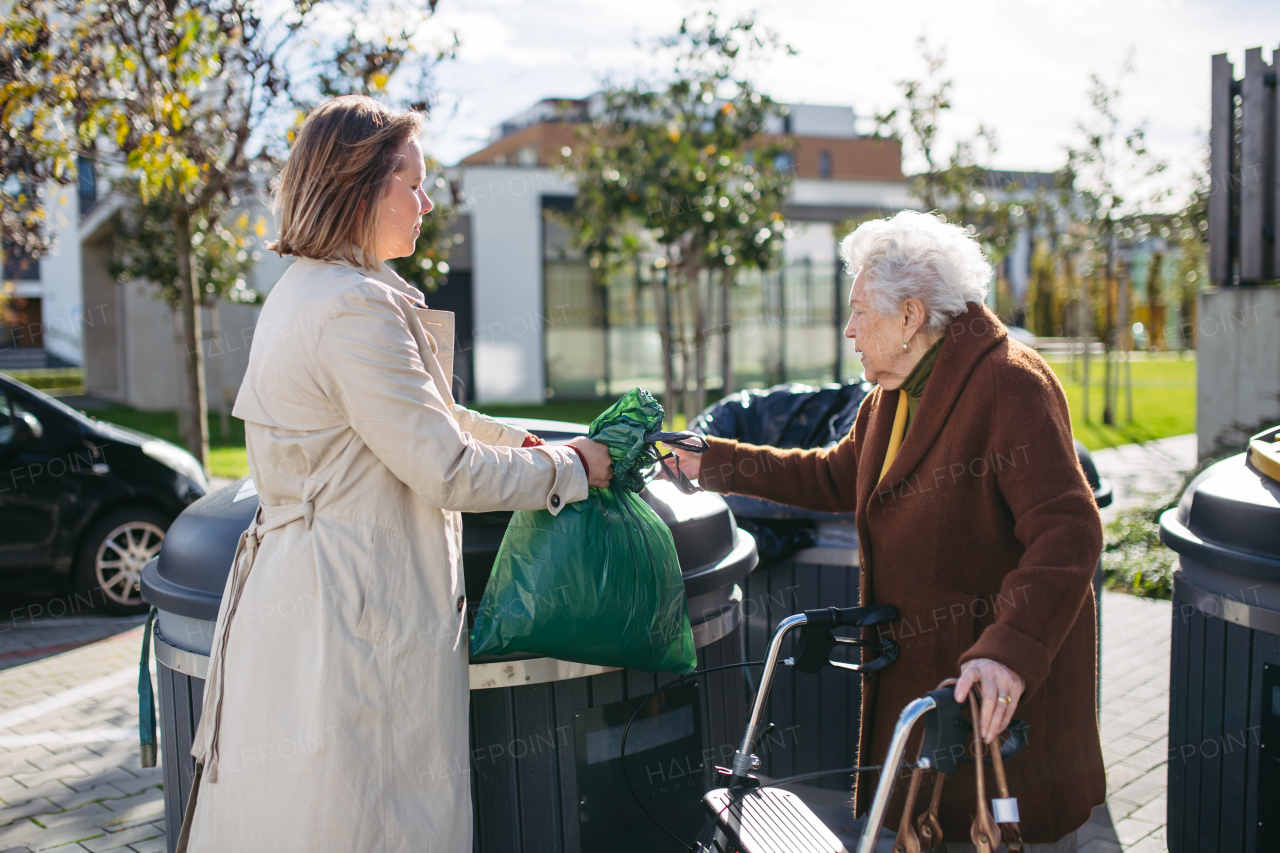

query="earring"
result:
[902,341,909,350]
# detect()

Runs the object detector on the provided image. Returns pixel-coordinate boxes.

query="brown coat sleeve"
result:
[697,401,867,514]
[957,350,1104,699]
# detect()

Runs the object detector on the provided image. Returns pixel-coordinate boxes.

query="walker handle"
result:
[804,604,898,628]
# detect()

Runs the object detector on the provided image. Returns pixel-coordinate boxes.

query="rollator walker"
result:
[699,605,1028,853]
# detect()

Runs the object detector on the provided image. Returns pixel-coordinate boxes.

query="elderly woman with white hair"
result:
[672,211,1105,851]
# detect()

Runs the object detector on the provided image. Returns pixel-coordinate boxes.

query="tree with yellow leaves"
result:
[1,0,451,468]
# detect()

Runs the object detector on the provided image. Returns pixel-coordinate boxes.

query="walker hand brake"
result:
[793,605,899,674]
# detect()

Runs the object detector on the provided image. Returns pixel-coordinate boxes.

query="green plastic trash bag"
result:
[469,388,699,673]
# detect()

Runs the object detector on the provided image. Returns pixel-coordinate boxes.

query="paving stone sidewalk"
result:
[0,625,163,852]
[1078,591,1173,853]
[0,590,1176,853]
[1089,433,1198,522]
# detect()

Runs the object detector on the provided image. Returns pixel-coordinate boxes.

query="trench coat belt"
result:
[195,500,315,784]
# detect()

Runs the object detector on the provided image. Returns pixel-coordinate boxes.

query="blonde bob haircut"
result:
[269,95,425,269]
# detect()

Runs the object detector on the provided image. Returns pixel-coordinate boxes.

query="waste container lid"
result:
[142,477,259,620]
[1159,426,1280,581]
[145,474,756,622]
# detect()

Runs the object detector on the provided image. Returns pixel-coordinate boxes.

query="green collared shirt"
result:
[899,335,945,434]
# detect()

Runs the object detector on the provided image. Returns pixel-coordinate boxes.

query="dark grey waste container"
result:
[1159,426,1280,853]
[142,457,757,853]
[726,497,862,792]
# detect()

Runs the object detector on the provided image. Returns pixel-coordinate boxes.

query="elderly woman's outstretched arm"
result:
[693,407,865,513]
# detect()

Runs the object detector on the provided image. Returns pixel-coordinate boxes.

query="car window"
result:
[0,395,12,445]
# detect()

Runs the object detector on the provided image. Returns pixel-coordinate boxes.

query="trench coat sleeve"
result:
[957,355,1103,699]
[316,283,587,514]
[450,404,527,447]
[697,427,860,514]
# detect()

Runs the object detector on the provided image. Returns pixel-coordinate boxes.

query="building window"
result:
[78,154,98,213]
[774,152,794,174]
[819,150,832,179]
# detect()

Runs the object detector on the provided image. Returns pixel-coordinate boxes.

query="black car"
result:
[0,373,208,613]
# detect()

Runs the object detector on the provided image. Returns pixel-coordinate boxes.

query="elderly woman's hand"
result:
[668,446,703,482]
[955,658,1025,743]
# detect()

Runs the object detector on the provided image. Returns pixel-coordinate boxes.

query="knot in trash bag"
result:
[587,387,666,493]
[689,382,870,566]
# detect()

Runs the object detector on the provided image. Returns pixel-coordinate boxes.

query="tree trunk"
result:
[833,251,844,384]
[777,268,787,384]
[692,266,708,418]
[1118,258,1133,425]
[1102,263,1115,427]
[1147,252,1164,350]
[174,204,209,471]
[651,265,675,428]
[1064,255,1078,383]
[172,310,192,442]
[1081,277,1091,424]
[208,300,231,440]
[673,274,691,423]
[720,267,734,395]
[600,274,611,398]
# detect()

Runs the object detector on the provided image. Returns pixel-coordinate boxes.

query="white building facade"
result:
[7,99,913,409]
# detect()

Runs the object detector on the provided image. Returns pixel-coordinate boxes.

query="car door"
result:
[0,391,62,570]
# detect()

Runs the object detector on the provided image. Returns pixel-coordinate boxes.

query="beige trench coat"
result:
[184,257,587,852]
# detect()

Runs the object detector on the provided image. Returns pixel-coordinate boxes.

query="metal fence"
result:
[543,258,852,400]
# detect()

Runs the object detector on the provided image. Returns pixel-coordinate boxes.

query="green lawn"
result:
[75,354,1195,480]
[1044,355,1196,451]
[478,357,1200,453]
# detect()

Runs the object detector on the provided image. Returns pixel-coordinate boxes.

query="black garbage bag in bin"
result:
[692,381,872,449]
[691,382,870,564]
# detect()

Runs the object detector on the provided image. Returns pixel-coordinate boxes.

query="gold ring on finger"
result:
[997,693,1012,704]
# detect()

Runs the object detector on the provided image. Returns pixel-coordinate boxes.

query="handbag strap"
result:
[988,719,1024,852]
[967,693,1001,853]
[915,771,946,851]
[892,739,926,853]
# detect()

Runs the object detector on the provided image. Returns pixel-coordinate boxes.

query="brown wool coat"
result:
[700,302,1106,843]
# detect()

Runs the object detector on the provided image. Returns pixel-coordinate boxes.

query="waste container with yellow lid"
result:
[1159,424,1280,853]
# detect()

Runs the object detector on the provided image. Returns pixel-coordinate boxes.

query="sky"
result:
[413,0,1280,203]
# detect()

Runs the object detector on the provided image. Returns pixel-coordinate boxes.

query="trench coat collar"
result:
[326,252,427,309]
[864,302,1008,501]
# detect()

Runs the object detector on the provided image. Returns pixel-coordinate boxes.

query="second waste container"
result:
[141,419,758,853]
[1159,425,1280,853]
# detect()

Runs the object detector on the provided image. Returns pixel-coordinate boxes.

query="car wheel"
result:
[76,507,170,615]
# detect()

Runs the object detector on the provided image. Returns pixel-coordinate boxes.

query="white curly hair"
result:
[839,210,992,333]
